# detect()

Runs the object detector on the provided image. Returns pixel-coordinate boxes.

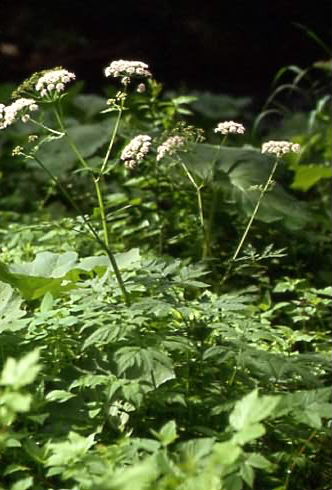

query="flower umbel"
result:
[35,69,76,98]
[120,134,152,169]
[262,140,301,157]
[156,136,186,161]
[214,121,245,135]
[104,60,152,86]
[0,98,38,129]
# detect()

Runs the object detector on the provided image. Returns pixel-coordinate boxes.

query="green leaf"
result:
[1,392,32,412]
[115,347,175,387]
[182,143,309,230]
[230,390,280,431]
[114,248,141,269]
[32,119,116,177]
[191,92,251,120]
[3,465,30,476]
[246,453,274,470]
[39,292,54,312]
[232,423,266,445]
[0,350,40,388]
[158,420,178,446]
[23,438,48,464]
[46,431,95,467]
[106,458,158,490]
[46,390,76,403]
[0,281,26,332]
[0,251,133,299]
[10,251,78,277]
[72,94,108,118]
[291,164,332,191]
[213,441,241,465]
[240,461,255,487]
[10,477,33,490]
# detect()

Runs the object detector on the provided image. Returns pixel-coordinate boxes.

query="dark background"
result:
[0,0,331,99]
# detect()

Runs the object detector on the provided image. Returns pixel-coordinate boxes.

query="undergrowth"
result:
[0,56,331,490]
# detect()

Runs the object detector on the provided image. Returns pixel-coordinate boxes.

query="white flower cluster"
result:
[0,98,38,129]
[156,135,185,161]
[262,140,301,157]
[35,69,76,97]
[120,134,152,169]
[104,60,152,84]
[214,121,245,135]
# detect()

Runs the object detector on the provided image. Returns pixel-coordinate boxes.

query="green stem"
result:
[284,430,317,490]
[94,177,109,247]
[180,160,207,257]
[202,137,227,259]
[221,156,280,286]
[30,118,64,137]
[204,190,217,259]
[98,95,125,179]
[52,106,130,305]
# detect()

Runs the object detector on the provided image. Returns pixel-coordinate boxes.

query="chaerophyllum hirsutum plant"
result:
[155,120,301,265]
[0,59,301,296]
[1,61,155,306]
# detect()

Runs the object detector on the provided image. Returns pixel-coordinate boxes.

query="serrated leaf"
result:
[158,420,178,446]
[232,423,266,445]
[246,453,274,470]
[230,390,280,431]
[46,432,95,467]
[0,281,26,332]
[0,350,40,388]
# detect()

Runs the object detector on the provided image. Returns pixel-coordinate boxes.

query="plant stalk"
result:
[180,161,207,258]
[53,106,130,305]
[98,95,125,178]
[221,156,280,285]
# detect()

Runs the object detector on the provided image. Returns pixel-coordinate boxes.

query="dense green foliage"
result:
[0,57,331,490]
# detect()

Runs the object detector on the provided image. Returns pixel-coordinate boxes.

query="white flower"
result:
[35,69,76,97]
[120,134,152,169]
[156,135,185,161]
[261,140,301,157]
[137,83,146,93]
[214,121,245,135]
[0,98,39,129]
[104,60,152,82]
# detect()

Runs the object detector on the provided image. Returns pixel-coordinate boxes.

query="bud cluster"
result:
[261,140,301,157]
[35,69,76,97]
[214,121,245,135]
[0,98,38,129]
[120,134,152,169]
[156,135,185,161]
